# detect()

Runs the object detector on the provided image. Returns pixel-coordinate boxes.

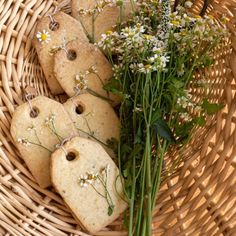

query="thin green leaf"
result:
[202,99,224,115]
[175,121,194,142]
[152,118,175,143]
[108,205,115,216]
[150,110,161,125]
[103,78,122,93]
[194,116,206,127]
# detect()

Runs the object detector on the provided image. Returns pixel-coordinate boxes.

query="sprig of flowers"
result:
[73,65,112,102]
[77,0,125,42]
[78,165,115,216]
[98,24,170,75]
[97,1,228,235]
[74,74,88,95]
[17,114,65,152]
[17,125,52,153]
[75,115,110,148]
[44,114,63,142]
[78,0,121,16]
[73,65,99,95]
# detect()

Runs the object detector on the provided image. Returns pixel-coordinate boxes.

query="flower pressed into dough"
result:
[36,30,51,44]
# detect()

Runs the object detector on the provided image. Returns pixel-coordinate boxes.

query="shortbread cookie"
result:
[71,0,134,42]
[51,136,127,234]
[63,94,120,157]
[33,11,88,94]
[10,96,77,188]
[54,39,120,106]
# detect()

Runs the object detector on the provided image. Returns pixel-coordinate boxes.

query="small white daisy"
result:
[36,30,51,44]
[17,138,30,146]
[184,1,193,9]
[27,125,36,132]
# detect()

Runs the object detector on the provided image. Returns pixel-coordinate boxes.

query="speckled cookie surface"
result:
[51,136,127,234]
[10,96,77,188]
[54,39,120,106]
[63,94,120,157]
[33,11,88,94]
[71,0,134,42]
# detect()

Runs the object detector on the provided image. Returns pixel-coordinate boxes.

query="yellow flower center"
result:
[144,64,151,69]
[144,34,152,40]
[171,20,180,26]
[180,31,187,36]
[106,30,113,35]
[41,33,47,41]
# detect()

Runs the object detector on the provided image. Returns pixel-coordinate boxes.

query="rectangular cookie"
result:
[33,11,89,94]
[51,136,127,234]
[10,96,77,188]
[63,94,120,158]
[53,39,120,106]
[71,0,135,42]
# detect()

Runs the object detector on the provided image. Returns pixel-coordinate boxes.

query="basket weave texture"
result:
[0,0,236,235]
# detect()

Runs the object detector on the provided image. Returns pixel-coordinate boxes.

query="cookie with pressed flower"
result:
[63,94,120,158]
[51,136,127,234]
[10,96,77,188]
[33,11,88,95]
[71,0,134,42]
[53,39,120,106]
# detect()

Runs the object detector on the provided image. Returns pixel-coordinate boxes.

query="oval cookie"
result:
[63,94,120,157]
[10,96,77,188]
[51,136,127,234]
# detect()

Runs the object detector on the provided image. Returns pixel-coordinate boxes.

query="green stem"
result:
[128,156,136,236]
[151,140,167,209]
[135,156,146,235]
[28,141,52,153]
[141,218,147,236]
[145,128,152,236]
[104,169,115,210]
[91,184,106,198]
[91,13,96,43]
[97,175,115,215]
[86,88,113,102]
[33,129,42,145]
[76,127,108,147]
[50,121,63,142]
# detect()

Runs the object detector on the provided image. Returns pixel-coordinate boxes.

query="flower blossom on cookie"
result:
[36,30,51,44]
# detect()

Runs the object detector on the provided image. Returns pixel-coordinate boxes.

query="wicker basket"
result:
[0,0,236,235]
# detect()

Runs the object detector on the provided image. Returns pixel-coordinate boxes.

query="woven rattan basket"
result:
[0,0,236,235]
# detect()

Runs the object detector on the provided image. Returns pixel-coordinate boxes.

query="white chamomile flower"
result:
[184,1,193,9]
[78,174,88,188]
[180,112,192,122]
[27,125,36,132]
[17,138,30,146]
[36,30,51,44]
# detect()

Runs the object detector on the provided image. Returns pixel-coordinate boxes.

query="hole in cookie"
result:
[75,104,84,115]
[49,21,59,31]
[67,50,77,61]
[66,152,77,161]
[30,107,39,118]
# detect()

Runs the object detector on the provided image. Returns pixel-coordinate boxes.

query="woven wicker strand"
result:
[0,0,236,235]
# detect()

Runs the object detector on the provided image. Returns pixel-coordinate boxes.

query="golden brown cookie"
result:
[10,96,77,188]
[33,11,88,94]
[54,39,120,106]
[51,136,127,234]
[71,0,134,42]
[63,94,120,158]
